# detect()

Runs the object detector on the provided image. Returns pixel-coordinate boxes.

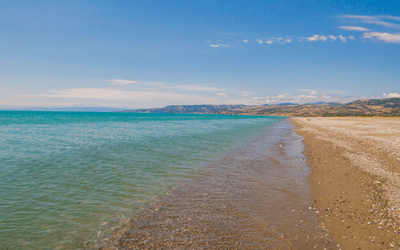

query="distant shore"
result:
[291,117,400,249]
[119,97,400,117]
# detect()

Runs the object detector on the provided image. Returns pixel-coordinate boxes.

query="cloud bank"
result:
[339,15,400,29]
[211,44,230,48]
[383,93,400,98]
[363,32,400,43]
[339,26,369,31]
[306,35,327,41]
[225,90,398,106]
[207,14,400,48]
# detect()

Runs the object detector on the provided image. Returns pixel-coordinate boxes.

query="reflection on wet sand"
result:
[101,119,335,249]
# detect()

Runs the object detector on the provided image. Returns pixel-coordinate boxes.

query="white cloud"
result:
[383,93,400,98]
[106,79,139,85]
[224,34,354,45]
[306,35,319,41]
[339,26,370,31]
[299,89,317,95]
[364,19,400,29]
[299,34,353,43]
[210,42,230,47]
[382,16,400,21]
[284,38,292,43]
[208,40,230,48]
[263,38,292,44]
[243,92,359,105]
[216,93,229,98]
[363,32,400,43]
[343,15,374,19]
[306,35,328,42]
[339,15,400,29]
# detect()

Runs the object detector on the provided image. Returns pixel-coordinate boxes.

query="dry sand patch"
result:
[292,117,400,249]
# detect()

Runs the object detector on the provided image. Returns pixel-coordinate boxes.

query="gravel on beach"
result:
[291,117,400,249]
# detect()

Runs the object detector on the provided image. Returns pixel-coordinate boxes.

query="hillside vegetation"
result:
[121,98,400,117]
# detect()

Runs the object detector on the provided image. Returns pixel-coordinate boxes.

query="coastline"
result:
[291,117,400,249]
[99,119,335,249]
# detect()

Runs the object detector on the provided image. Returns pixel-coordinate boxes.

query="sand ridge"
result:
[291,117,400,249]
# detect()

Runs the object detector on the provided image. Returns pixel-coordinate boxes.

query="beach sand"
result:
[291,117,400,249]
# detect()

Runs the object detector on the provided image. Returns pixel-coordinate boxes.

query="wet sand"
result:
[98,119,336,249]
[291,117,400,249]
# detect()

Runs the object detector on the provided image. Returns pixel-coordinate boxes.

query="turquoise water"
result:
[0,111,283,249]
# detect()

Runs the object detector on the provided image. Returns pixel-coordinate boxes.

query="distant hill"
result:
[120,104,247,114]
[323,102,343,107]
[236,98,400,117]
[120,98,400,117]
[345,98,400,108]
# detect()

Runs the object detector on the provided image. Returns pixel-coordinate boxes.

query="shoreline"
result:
[99,119,334,249]
[291,117,400,249]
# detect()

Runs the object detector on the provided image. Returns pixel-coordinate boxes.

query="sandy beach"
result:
[291,117,400,249]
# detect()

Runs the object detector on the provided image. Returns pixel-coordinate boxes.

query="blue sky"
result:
[1,0,399,109]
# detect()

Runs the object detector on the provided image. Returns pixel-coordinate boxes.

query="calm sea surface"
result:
[0,112,283,249]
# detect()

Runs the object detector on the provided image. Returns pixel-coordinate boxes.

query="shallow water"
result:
[0,111,282,249]
[105,119,335,249]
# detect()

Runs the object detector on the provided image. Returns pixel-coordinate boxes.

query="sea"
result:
[0,111,332,249]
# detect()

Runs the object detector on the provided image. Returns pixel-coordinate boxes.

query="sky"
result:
[1,0,400,109]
